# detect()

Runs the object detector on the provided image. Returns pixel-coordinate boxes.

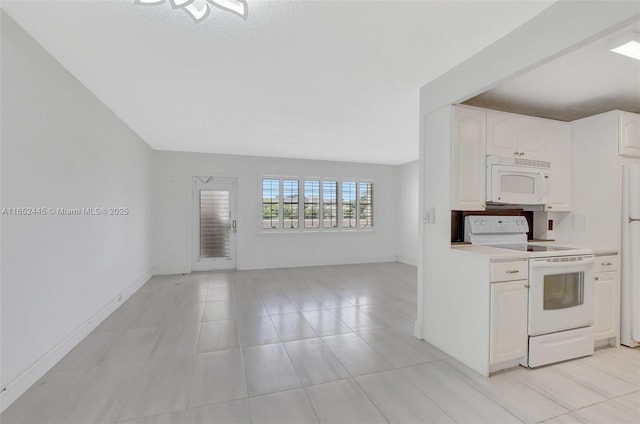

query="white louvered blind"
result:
[199,190,231,259]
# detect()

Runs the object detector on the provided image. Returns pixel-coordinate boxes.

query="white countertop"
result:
[450,244,528,261]
[451,242,618,260]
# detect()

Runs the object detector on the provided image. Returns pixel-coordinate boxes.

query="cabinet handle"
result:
[602,262,613,266]
[506,270,520,274]
[594,277,599,281]
[519,152,525,156]
[524,284,530,288]
[514,151,520,156]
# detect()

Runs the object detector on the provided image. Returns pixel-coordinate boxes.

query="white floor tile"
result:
[284,338,350,386]
[355,370,454,423]
[236,315,281,347]
[117,357,196,421]
[242,343,301,396]
[149,322,201,359]
[304,378,387,423]
[356,328,435,368]
[62,361,143,423]
[551,359,639,399]
[270,312,318,342]
[188,349,247,408]
[400,362,521,423]
[574,391,640,423]
[302,309,352,337]
[197,320,239,353]
[321,333,392,376]
[327,307,382,332]
[119,398,252,423]
[100,327,161,365]
[250,388,319,424]
[203,301,235,321]
[445,359,568,424]
[509,366,606,410]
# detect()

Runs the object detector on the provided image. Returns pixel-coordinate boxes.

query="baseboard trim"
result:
[152,265,190,276]
[0,268,152,413]
[238,255,398,271]
[396,255,418,267]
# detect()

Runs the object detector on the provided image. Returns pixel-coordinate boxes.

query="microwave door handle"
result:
[538,170,546,201]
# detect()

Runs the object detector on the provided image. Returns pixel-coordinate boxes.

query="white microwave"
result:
[486,156,551,205]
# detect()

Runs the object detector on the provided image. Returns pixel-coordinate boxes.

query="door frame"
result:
[191,176,238,272]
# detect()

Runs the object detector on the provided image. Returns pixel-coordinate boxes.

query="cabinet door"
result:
[490,280,528,364]
[487,111,519,157]
[619,111,640,158]
[518,118,549,160]
[593,270,620,341]
[544,122,572,211]
[451,106,486,210]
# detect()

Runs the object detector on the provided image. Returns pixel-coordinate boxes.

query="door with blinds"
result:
[192,177,237,271]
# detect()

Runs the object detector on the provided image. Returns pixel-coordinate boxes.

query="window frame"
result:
[259,175,374,234]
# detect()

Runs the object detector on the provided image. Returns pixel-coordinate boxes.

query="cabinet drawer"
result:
[594,255,620,273]
[491,261,528,282]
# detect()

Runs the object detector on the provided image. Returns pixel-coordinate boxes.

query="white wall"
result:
[153,151,400,273]
[0,12,153,410]
[418,106,491,376]
[553,111,625,248]
[396,160,419,266]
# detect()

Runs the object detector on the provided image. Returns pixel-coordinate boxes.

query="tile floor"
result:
[2,262,639,423]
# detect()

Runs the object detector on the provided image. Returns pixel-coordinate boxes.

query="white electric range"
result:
[465,215,595,367]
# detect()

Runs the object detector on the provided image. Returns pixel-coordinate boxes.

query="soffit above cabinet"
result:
[463,21,640,122]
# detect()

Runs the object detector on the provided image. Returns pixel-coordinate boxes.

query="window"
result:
[342,181,357,229]
[261,176,373,232]
[304,180,320,229]
[283,179,299,229]
[322,181,338,229]
[359,182,373,228]
[262,178,279,229]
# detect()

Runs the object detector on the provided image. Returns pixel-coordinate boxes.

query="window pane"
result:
[322,181,338,229]
[262,178,280,229]
[283,179,299,229]
[304,180,320,229]
[359,182,373,228]
[200,190,230,258]
[544,272,583,310]
[342,181,357,229]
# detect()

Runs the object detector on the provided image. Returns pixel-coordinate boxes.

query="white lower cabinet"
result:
[592,254,620,344]
[490,279,528,365]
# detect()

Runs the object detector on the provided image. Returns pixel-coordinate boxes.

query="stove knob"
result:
[480,220,486,226]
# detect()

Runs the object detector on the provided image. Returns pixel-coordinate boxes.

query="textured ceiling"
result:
[1,0,555,164]
[464,20,640,121]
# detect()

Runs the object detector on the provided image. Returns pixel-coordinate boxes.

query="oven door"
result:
[487,164,550,205]
[528,256,594,336]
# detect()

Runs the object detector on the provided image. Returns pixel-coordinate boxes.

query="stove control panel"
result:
[465,215,529,235]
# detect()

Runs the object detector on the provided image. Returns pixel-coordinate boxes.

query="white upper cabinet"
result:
[451,106,486,210]
[544,121,572,212]
[619,111,640,158]
[487,110,549,160]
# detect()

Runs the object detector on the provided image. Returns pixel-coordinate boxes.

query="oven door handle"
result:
[530,256,594,270]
